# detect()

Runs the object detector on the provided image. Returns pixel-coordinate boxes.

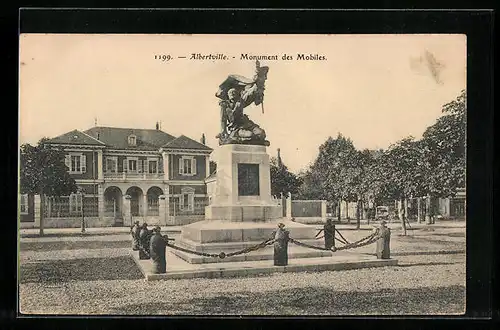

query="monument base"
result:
[205,204,282,221]
[171,219,330,264]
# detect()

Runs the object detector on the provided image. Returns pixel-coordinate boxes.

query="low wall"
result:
[167,215,204,226]
[42,217,116,228]
[292,217,325,224]
[291,200,326,221]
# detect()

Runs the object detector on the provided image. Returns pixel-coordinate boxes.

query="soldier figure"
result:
[272,223,290,266]
[149,226,168,274]
[139,223,152,260]
[324,218,335,250]
[130,221,140,251]
[376,220,391,259]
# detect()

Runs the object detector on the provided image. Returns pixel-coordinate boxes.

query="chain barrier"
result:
[139,228,382,260]
[315,228,350,245]
[165,237,276,260]
[290,228,382,253]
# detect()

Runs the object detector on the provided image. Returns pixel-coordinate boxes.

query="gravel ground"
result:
[18,226,466,315]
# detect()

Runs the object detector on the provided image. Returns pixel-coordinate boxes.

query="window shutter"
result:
[123,159,128,172]
[103,157,107,173]
[65,155,71,170]
[158,158,163,173]
[190,194,195,211]
[179,157,183,174]
[81,155,87,173]
[138,159,143,173]
[192,158,197,175]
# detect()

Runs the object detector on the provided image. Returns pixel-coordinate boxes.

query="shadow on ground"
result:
[109,285,465,315]
[20,256,143,283]
[20,240,130,251]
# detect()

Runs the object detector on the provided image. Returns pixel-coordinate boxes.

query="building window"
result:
[70,193,83,214]
[180,188,195,211]
[105,157,118,173]
[179,156,197,176]
[128,135,137,146]
[148,160,158,174]
[128,159,138,172]
[65,154,87,174]
[20,194,28,214]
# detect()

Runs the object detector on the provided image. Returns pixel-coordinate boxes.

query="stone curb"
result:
[130,251,399,281]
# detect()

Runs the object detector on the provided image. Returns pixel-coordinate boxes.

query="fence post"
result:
[376,223,391,259]
[123,195,132,227]
[286,192,292,219]
[158,195,167,226]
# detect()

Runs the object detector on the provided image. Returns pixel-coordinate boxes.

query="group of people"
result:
[130,221,170,274]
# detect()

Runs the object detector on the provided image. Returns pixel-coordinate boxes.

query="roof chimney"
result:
[97,132,100,140]
[156,122,159,130]
[200,133,206,145]
[277,148,282,166]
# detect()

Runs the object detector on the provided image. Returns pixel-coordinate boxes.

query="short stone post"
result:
[123,195,132,227]
[376,221,391,259]
[273,223,289,266]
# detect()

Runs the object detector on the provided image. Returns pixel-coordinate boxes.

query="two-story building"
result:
[21,125,213,228]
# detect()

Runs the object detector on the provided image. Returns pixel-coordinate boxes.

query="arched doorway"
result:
[146,186,163,216]
[104,187,123,224]
[126,186,143,217]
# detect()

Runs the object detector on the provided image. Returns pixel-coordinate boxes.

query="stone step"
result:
[170,242,333,264]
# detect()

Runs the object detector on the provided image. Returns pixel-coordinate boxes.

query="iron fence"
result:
[43,196,99,218]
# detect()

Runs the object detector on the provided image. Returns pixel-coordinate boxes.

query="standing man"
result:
[130,221,140,251]
[149,226,168,274]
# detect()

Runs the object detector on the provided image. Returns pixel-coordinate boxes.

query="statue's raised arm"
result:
[215,61,270,147]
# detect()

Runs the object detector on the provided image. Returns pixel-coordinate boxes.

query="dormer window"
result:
[128,134,137,146]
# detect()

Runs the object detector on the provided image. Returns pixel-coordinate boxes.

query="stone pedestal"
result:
[172,144,326,264]
[204,144,282,221]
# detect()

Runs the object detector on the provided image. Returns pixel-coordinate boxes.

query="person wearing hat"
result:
[272,223,290,266]
[149,226,168,274]
[139,223,152,259]
[376,220,391,259]
[130,221,141,251]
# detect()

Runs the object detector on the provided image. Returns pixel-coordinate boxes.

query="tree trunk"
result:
[346,200,350,223]
[425,194,432,224]
[399,197,407,236]
[337,200,341,222]
[417,197,422,223]
[404,198,409,223]
[39,193,45,236]
[356,198,361,229]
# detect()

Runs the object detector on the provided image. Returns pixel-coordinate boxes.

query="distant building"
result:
[20,125,213,228]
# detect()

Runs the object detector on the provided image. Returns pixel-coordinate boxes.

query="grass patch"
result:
[20,256,143,283]
[20,240,130,252]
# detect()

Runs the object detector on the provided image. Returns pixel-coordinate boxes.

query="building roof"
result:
[162,135,213,151]
[84,126,176,150]
[45,129,106,146]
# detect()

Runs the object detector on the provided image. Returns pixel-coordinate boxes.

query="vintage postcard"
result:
[18,33,466,315]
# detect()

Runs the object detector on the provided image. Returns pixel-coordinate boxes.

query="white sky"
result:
[19,34,466,173]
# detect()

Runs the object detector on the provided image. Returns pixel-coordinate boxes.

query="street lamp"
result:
[78,187,86,233]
